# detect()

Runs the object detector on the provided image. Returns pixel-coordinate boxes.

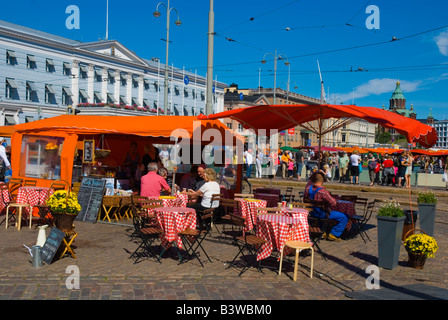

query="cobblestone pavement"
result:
[0,180,446,302]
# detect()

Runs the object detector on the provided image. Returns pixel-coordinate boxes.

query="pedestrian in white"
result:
[159,147,170,168]
[255,150,263,178]
[0,138,11,182]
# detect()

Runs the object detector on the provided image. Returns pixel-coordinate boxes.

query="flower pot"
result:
[418,203,436,236]
[407,252,427,269]
[377,215,405,270]
[53,213,77,233]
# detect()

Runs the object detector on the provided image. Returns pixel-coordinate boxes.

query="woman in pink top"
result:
[140,162,171,197]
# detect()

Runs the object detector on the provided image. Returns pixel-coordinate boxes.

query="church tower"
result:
[389,80,406,111]
[427,108,434,125]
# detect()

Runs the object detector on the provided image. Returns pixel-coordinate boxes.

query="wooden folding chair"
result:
[234,193,254,199]
[23,180,37,187]
[349,200,376,242]
[226,213,266,276]
[282,187,295,202]
[179,208,215,267]
[129,205,163,264]
[7,178,23,202]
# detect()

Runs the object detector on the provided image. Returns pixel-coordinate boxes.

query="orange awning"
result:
[13,115,241,145]
[339,146,369,154]
[0,125,15,137]
[198,104,438,148]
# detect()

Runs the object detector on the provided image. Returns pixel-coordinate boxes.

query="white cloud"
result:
[435,30,448,56]
[334,78,422,103]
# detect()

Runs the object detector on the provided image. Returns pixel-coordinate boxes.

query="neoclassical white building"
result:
[0,19,226,125]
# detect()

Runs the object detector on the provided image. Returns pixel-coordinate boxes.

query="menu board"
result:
[41,228,65,264]
[75,177,106,223]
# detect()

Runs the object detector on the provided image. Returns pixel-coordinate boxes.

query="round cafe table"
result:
[256,214,311,261]
[234,198,267,232]
[16,186,54,216]
[154,206,197,250]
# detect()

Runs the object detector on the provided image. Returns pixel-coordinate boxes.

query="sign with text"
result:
[41,228,65,264]
[75,177,106,223]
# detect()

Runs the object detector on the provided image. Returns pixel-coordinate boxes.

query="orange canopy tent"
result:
[0,125,15,138]
[363,147,404,155]
[338,146,369,154]
[409,149,448,156]
[198,104,438,147]
[11,115,241,187]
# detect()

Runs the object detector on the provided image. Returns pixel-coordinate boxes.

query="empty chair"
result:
[234,193,254,199]
[256,207,281,215]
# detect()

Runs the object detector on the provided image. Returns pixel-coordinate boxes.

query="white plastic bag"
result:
[442,172,447,182]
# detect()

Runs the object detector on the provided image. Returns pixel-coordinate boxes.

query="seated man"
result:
[303,171,348,242]
[140,162,171,198]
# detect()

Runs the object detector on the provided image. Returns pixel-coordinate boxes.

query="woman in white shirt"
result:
[185,168,221,212]
[349,150,361,184]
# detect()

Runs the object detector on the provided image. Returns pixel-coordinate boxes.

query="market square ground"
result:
[0,178,446,301]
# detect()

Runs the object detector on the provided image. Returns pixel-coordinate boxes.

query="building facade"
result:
[0,20,225,125]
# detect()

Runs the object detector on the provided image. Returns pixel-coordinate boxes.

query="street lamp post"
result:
[154,0,181,115]
[261,49,289,105]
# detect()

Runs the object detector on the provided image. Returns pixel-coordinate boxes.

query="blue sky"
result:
[1,0,448,119]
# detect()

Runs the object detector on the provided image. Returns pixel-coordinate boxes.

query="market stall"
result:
[10,115,242,189]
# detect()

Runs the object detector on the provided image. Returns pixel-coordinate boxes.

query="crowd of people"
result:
[241,146,448,189]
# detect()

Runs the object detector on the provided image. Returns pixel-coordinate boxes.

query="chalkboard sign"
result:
[41,228,66,264]
[75,177,106,223]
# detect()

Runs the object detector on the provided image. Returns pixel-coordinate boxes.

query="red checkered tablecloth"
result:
[154,206,197,249]
[0,185,10,213]
[234,198,267,232]
[16,187,54,216]
[256,213,311,261]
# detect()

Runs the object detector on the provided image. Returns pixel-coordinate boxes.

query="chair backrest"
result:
[355,197,368,215]
[131,195,149,207]
[0,183,10,206]
[8,178,23,198]
[23,180,37,187]
[291,202,313,211]
[285,187,293,194]
[363,200,376,221]
[220,198,238,215]
[210,193,221,208]
[308,199,331,217]
[340,195,358,202]
[50,179,70,191]
[256,207,280,215]
[141,198,163,211]
[229,213,246,228]
[234,193,254,199]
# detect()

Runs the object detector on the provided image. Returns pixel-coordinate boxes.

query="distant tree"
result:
[376,131,392,144]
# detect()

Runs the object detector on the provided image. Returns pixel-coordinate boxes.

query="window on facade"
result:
[62,87,73,105]
[20,135,64,180]
[119,96,127,105]
[26,81,38,102]
[154,81,159,92]
[132,76,139,88]
[63,62,72,76]
[79,90,89,103]
[5,115,16,125]
[6,50,17,65]
[143,79,150,90]
[79,65,88,79]
[95,69,102,82]
[341,133,346,143]
[184,88,189,98]
[27,55,37,69]
[5,78,18,99]
[238,124,243,131]
[45,84,56,104]
[107,93,116,104]
[108,70,115,84]
[120,75,127,86]
[46,59,55,72]
[227,123,232,129]
[93,91,102,104]
[201,92,205,101]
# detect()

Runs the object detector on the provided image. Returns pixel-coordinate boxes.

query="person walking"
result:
[338,152,349,183]
[255,150,263,178]
[367,153,377,186]
[244,149,253,179]
[295,148,304,181]
[404,151,414,189]
[281,151,291,179]
[349,150,361,184]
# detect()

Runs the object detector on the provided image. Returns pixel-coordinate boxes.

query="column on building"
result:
[126,73,132,107]
[101,67,108,103]
[138,75,144,107]
[71,60,80,106]
[87,64,94,104]
[114,71,120,104]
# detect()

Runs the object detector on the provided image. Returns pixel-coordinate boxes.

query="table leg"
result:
[60,232,78,259]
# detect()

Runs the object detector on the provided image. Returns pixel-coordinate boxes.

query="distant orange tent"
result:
[339,146,369,154]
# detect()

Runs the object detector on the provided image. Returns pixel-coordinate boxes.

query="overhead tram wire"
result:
[216,0,302,33]
[195,23,448,70]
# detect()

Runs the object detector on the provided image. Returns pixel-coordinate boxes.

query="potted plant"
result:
[403,232,438,269]
[417,190,437,236]
[376,200,405,269]
[46,190,81,233]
